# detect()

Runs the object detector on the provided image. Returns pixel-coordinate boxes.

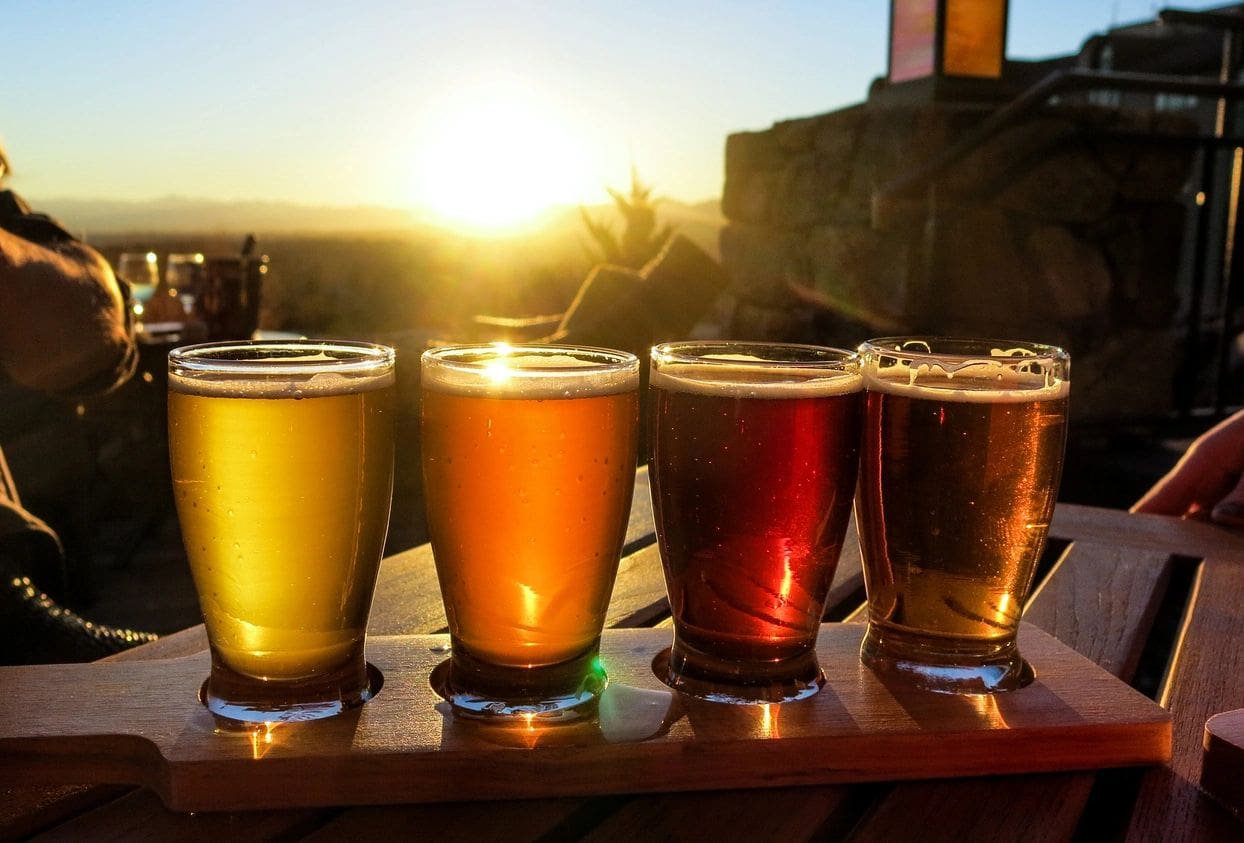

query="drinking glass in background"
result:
[855,337,1070,694]
[168,341,396,724]
[116,251,159,318]
[200,255,267,340]
[649,342,863,703]
[421,344,640,722]
[166,252,205,316]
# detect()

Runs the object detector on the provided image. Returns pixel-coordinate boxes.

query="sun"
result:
[410,79,596,234]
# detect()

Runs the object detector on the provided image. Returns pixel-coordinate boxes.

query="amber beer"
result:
[168,341,395,723]
[650,342,863,703]
[421,344,639,720]
[856,337,1070,694]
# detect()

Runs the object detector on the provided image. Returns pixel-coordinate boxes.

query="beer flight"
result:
[166,336,1069,726]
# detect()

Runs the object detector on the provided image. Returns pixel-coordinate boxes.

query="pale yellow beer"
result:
[856,338,1069,694]
[421,344,639,719]
[168,341,395,722]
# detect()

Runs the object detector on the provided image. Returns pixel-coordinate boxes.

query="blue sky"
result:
[2,0,1230,223]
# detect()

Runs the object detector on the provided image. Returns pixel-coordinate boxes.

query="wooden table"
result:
[5,467,1244,842]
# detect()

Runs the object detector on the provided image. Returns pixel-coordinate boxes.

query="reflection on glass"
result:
[166,252,205,316]
[117,251,159,316]
[421,343,640,723]
[856,336,1070,695]
[650,342,863,704]
[169,340,396,724]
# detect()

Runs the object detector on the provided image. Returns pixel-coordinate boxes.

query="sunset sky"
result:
[4,0,1230,230]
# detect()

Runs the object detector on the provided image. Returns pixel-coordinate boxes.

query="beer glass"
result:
[650,342,863,703]
[856,337,1070,694]
[421,344,640,721]
[168,341,396,723]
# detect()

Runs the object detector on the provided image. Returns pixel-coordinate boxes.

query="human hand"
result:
[1132,409,1244,529]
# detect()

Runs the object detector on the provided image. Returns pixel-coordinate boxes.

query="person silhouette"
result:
[0,143,156,663]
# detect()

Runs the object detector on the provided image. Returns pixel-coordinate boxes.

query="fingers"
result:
[1211,471,1244,528]
[1132,444,1237,517]
[1132,410,1244,517]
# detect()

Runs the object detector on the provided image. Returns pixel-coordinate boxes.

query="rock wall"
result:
[720,101,1198,420]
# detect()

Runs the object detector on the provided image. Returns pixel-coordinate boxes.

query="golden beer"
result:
[856,338,1069,693]
[421,344,639,720]
[168,341,395,722]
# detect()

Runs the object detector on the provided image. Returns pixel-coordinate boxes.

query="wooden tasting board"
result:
[0,623,1170,813]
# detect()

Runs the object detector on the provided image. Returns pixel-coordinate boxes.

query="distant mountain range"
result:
[31,195,725,243]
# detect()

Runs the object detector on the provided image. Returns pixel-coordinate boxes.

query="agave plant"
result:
[581,165,674,269]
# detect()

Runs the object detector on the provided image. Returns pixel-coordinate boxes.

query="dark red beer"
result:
[650,343,862,702]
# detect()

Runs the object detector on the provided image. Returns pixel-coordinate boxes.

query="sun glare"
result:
[410,79,596,234]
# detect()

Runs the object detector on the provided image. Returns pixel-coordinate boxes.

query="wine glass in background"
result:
[116,251,160,320]
[166,252,205,317]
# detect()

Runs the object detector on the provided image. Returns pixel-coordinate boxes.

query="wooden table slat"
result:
[4,496,1242,843]
[26,788,330,843]
[1050,503,1244,559]
[844,537,1183,843]
[297,798,593,843]
[579,785,877,843]
[1125,558,1244,842]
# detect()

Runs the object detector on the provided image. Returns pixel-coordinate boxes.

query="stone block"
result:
[773,115,821,151]
[719,223,803,307]
[771,153,835,229]
[1068,327,1181,421]
[805,224,910,329]
[1113,143,1197,202]
[943,117,1079,197]
[1096,202,1186,327]
[722,169,775,224]
[730,300,814,342]
[1023,223,1113,321]
[813,105,867,162]
[725,130,783,178]
[935,207,1047,338]
[994,147,1117,222]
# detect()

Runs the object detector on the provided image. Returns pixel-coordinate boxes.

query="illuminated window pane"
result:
[890,0,937,83]
[944,0,1005,78]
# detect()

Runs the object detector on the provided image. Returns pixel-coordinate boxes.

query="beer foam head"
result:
[421,343,639,398]
[650,342,861,399]
[169,341,395,398]
[860,338,1069,403]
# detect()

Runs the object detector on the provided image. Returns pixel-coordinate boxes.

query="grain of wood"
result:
[579,785,876,843]
[0,626,1169,812]
[6,501,1227,842]
[298,799,590,842]
[1051,504,1244,559]
[1201,709,1244,817]
[27,788,330,843]
[845,539,1177,843]
[1125,559,1244,842]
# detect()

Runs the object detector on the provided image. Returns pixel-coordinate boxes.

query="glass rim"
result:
[421,342,639,375]
[652,340,859,369]
[169,340,395,376]
[859,336,1069,363]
